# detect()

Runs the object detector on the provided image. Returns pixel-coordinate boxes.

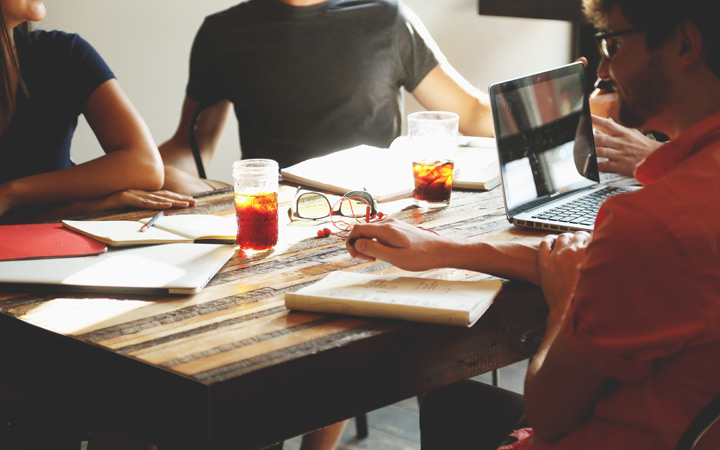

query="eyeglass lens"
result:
[596,28,642,60]
[600,38,616,59]
[296,191,375,219]
[338,196,372,217]
[296,193,332,219]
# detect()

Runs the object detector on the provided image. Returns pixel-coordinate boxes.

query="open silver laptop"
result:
[0,243,235,295]
[489,61,637,232]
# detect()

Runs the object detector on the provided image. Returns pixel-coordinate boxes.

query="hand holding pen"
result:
[139,211,164,232]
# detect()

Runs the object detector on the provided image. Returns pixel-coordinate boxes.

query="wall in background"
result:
[40,0,571,184]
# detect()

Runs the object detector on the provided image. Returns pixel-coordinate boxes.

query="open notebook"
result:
[0,223,107,261]
[62,214,237,246]
[0,243,235,294]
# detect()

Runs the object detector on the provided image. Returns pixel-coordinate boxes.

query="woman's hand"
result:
[0,189,196,223]
[90,189,197,212]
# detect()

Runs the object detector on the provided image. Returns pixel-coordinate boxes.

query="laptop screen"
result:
[489,62,599,216]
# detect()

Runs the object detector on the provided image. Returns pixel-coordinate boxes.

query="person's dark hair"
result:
[0,8,30,134]
[583,0,719,79]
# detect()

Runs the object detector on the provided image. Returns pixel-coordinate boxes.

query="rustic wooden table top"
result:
[0,185,549,449]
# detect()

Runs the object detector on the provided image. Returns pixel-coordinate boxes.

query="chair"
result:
[675,393,720,450]
[187,103,233,190]
[188,103,210,180]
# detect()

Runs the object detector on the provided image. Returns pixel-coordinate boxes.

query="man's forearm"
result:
[442,239,541,285]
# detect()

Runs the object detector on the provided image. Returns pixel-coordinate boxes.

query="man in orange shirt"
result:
[345,0,720,448]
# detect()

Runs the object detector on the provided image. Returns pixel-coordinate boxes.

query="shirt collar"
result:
[636,110,720,185]
[256,0,335,17]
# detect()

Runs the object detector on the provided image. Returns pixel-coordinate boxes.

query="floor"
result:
[75,361,526,450]
[283,360,528,450]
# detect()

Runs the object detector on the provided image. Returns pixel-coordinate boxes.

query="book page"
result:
[63,220,191,246]
[285,271,502,327]
[453,145,500,190]
[140,214,237,241]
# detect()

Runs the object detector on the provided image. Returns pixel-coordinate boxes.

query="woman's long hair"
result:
[0,7,30,134]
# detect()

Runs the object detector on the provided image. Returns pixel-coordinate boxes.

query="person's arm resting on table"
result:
[346,219,541,285]
[346,221,610,443]
[0,79,195,218]
[159,97,232,194]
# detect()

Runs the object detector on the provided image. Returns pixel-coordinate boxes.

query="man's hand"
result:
[346,218,446,272]
[162,166,219,195]
[537,232,590,313]
[592,115,663,177]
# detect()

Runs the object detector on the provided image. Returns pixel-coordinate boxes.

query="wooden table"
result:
[0,186,548,449]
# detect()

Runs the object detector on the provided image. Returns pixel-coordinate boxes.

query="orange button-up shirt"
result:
[509,111,720,450]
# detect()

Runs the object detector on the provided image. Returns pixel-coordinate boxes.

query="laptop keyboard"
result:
[531,187,630,226]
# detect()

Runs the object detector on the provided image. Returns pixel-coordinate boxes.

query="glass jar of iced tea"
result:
[232,159,279,251]
[408,111,458,208]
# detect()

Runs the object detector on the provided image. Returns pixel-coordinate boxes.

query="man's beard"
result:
[615,55,670,129]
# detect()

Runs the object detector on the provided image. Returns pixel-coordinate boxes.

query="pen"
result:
[139,211,164,232]
[593,77,614,93]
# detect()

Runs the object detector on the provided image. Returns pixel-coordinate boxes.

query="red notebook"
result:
[0,223,107,261]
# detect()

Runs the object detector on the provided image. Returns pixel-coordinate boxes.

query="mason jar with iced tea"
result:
[408,111,459,208]
[232,159,279,251]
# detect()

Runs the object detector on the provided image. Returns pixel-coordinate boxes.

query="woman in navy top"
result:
[1,1,194,447]
[0,0,194,221]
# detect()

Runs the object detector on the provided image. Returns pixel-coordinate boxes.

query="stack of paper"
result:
[0,217,236,295]
[454,137,501,190]
[281,145,415,202]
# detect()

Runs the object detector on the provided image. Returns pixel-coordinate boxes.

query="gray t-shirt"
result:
[187,0,441,168]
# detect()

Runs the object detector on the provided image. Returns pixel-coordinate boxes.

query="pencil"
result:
[139,211,164,232]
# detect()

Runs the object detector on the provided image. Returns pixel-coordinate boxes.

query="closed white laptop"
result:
[0,243,235,295]
[489,61,637,232]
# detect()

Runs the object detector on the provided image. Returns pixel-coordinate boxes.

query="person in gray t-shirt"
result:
[160,0,493,194]
[156,1,494,447]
